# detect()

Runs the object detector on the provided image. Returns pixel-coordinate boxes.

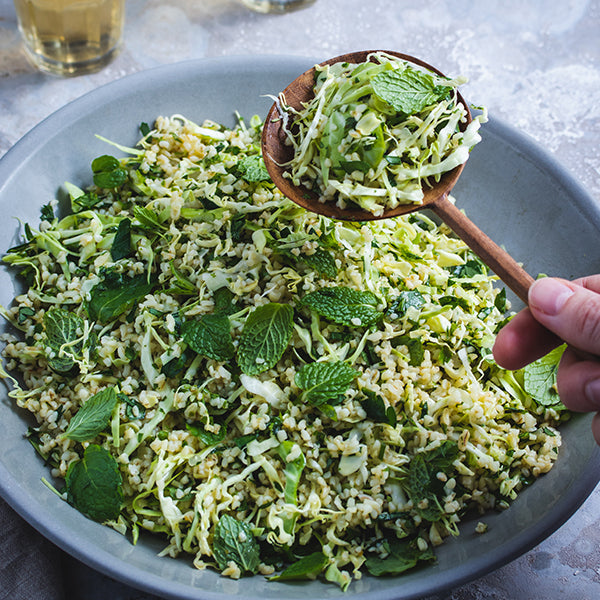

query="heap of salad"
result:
[275,51,487,216]
[0,112,565,590]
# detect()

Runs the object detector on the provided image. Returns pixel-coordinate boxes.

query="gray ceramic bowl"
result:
[1,55,599,600]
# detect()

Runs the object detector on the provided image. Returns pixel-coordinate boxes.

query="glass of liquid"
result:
[13,0,125,76]
[240,0,317,14]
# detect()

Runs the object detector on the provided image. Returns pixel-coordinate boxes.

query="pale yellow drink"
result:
[13,0,125,76]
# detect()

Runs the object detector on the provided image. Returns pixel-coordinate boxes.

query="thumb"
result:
[528,277,600,355]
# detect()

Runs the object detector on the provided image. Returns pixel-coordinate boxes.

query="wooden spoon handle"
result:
[431,195,534,304]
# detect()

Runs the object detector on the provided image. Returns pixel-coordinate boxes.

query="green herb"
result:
[133,205,166,231]
[494,288,507,312]
[186,421,227,446]
[386,290,424,318]
[87,271,154,323]
[43,308,85,373]
[118,393,146,420]
[450,255,487,279]
[365,538,435,576]
[301,248,338,278]
[167,260,196,296]
[407,441,459,522]
[65,444,123,523]
[17,306,35,325]
[393,335,424,366]
[213,286,237,315]
[238,155,270,182]
[212,514,260,575]
[269,551,328,581]
[40,203,54,222]
[439,295,470,310]
[139,122,151,137]
[110,218,132,261]
[181,314,234,362]
[63,387,118,441]
[237,303,294,375]
[523,344,566,406]
[302,286,382,327]
[91,154,128,189]
[372,66,452,116]
[360,389,397,426]
[295,360,359,406]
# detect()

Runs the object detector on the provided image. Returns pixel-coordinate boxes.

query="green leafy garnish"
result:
[523,344,566,407]
[302,286,382,327]
[63,387,118,442]
[110,218,132,261]
[269,551,328,581]
[237,303,294,375]
[295,360,359,406]
[386,290,425,318]
[181,314,235,362]
[212,514,260,574]
[186,421,227,446]
[65,444,123,523]
[365,538,435,576]
[360,389,397,426]
[91,155,128,189]
[407,441,459,522]
[87,271,154,323]
[372,66,452,115]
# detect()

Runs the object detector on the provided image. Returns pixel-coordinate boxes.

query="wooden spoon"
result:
[261,50,534,304]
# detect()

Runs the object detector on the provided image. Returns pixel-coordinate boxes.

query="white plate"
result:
[1,55,599,600]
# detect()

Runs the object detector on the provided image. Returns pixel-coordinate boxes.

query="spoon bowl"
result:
[261,50,534,303]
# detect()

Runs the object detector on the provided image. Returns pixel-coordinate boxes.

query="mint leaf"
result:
[181,314,235,361]
[65,444,123,523]
[372,66,452,115]
[407,441,459,522]
[133,205,166,231]
[302,248,338,278]
[361,389,397,426]
[87,271,154,323]
[386,290,424,318]
[43,308,85,373]
[301,286,382,327]
[64,387,118,442]
[92,154,127,189]
[212,514,260,574]
[238,155,270,182]
[237,303,294,375]
[295,360,359,406]
[523,344,566,406]
[269,551,328,581]
[186,421,227,446]
[110,218,132,261]
[365,538,434,576]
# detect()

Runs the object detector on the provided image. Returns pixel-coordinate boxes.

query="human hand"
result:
[493,275,600,444]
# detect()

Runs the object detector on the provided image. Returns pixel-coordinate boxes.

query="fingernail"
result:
[585,379,600,407]
[529,278,574,316]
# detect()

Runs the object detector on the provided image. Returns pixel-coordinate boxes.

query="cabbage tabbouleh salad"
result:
[0,112,566,589]
[274,51,487,217]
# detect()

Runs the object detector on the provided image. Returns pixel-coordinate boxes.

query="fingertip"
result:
[591,413,600,447]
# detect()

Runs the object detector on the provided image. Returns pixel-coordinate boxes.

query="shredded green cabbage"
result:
[276,51,488,216]
[0,112,564,589]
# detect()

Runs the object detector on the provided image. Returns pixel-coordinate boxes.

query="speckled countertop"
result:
[1,1,600,599]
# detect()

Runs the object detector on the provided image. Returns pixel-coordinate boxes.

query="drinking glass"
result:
[13,0,125,76]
